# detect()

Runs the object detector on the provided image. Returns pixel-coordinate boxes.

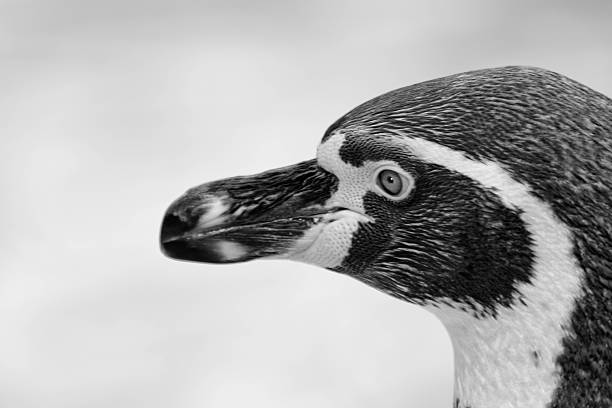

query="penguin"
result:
[160,66,612,408]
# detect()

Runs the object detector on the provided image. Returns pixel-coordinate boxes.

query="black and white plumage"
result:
[160,66,612,408]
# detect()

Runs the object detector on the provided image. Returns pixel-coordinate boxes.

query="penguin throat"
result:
[429,301,571,408]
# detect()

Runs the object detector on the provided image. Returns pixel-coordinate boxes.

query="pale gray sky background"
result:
[1,1,611,407]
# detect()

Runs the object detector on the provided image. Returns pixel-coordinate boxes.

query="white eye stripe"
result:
[372,165,415,200]
[318,132,417,208]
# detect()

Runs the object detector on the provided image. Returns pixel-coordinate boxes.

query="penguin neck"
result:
[423,208,583,408]
[406,137,586,407]
[430,301,572,408]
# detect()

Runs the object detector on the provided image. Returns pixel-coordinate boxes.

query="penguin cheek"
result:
[289,215,368,269]
[336,195,405,275]
[332,220,392,275]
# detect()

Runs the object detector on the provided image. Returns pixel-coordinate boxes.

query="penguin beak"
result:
[160,159,339,263]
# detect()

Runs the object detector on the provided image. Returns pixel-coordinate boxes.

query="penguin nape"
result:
[160,66,612,408]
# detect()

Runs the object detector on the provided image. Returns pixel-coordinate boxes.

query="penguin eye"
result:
[374,167,414,200]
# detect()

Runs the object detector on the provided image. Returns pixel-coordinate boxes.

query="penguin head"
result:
[159,67,587,316]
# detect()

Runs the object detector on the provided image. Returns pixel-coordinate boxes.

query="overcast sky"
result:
[1,1,611,407]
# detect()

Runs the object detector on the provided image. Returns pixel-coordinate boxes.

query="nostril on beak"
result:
[160,213,195,243]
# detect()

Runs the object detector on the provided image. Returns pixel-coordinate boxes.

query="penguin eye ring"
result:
[372,166,414,200]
